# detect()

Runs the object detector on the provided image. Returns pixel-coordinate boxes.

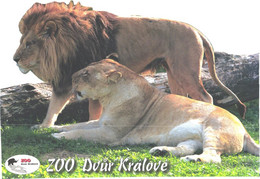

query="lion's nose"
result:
[13,56,20,63]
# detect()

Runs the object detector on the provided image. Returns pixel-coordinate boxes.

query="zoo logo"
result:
[5,155,40,175]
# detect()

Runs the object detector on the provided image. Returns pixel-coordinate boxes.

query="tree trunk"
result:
[0,83,89,125]
[1,52,258,125]
[145,52,259,107]
[203,52,259,107]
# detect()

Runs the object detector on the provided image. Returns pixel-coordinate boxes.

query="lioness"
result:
[13,2,245,128]
[52,59,259,163]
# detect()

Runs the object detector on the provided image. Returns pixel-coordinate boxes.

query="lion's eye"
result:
[26,42,32,49]
[25,41,35,49]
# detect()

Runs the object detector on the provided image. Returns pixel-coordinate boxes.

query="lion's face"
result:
[13,31,42,74]
[13,17,62,83]
[72,59,122,100]
[13,2,117,94]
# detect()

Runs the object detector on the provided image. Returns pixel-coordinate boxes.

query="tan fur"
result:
[115,17,245,117]
[52,59,259,163]
[13,2,245,128]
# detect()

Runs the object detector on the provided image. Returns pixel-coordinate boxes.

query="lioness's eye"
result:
[83,71,89,76]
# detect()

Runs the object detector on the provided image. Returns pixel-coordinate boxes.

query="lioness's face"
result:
[72,66,111,100]
[13,31,42,74]
[72,60,122,100]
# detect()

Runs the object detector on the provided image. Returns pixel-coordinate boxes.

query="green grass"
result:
[1,99,259,178]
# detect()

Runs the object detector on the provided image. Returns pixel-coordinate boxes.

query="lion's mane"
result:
[19,2,118,94]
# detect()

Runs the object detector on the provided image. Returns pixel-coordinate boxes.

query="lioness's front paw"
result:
[180,154,221,163]
[52,131,81,140]
[51,132,65,139]
[31,124,49,130]
[50,125,65,132]
[180,155,202,162]
[31,124,54,130]
[31,124,41,130]
[149,147,170,156]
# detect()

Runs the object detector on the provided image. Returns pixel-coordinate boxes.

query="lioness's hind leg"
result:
[181,149,221,163]
[149,140,202,157]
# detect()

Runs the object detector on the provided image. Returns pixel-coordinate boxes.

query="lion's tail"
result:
[199,32,246,119]
[243,132,260,156]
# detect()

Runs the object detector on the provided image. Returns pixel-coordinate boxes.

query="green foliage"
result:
[225,99,259,141]
[1,100,259,178]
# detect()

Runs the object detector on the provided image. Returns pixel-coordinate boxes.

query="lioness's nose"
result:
[76,91,83,98]
[13,56,20,63]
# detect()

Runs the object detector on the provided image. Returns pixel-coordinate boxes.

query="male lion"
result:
[52,59,259,163]
[13,2,245,128]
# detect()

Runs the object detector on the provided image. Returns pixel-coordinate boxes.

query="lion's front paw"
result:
[149,147,170,156]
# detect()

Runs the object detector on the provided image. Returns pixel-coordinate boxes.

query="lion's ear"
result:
[107,70,122,83]
[19,20,27,34]
[68,0,74,9]
[42,21,57,37]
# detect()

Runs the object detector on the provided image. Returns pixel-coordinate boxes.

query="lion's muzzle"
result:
[16,63,30,74]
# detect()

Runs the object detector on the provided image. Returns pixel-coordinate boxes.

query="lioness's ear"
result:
[42,21,57,37]
[107,70,122,83]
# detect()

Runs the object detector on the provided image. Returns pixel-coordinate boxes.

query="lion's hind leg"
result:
[165,37,213,104]
[184,76,213,104]
[165,68,187,97]
[179,131,222,163]
[149,140,202,157]
[166,66,213,104]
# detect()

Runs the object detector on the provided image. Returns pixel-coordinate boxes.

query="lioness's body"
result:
[14,2,245,128]
[52,59,259,163]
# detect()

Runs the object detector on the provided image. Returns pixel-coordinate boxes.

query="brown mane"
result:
[19,1,118,95]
